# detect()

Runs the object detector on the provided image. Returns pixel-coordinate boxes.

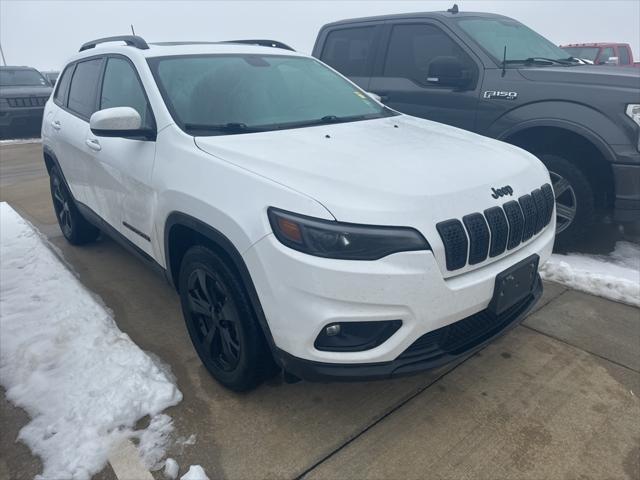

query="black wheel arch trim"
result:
[497,118,617,165]
[163,211,278,354]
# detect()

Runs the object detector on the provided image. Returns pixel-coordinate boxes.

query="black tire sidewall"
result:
[178,245,267,391]
[539,153,595,250]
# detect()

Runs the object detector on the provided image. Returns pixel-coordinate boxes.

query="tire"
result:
[538,153,595,251]
[178,245,272,391]
[49,166,100,245]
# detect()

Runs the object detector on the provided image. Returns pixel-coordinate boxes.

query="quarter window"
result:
[100,57,153,128]
[67,58,103,118]
[320,27,376,77]
[53,65,74,107]
[383,24,476,86]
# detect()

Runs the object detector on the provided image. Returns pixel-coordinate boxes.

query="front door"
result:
[86,56,157,256]
[368,21,482,131]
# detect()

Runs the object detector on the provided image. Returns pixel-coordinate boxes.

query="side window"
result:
[599,47,615,64]
[100,57,153,129]
[383,24,476,86]
[67,58,103,119]
[53,65,74,107]
[320,26,376,77]
[619,47,630,65]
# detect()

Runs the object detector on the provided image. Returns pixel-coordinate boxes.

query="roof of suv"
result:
[67,37,304,65]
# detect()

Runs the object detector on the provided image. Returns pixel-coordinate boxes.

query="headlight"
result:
[268,207,430,260]
[626,104,640,127]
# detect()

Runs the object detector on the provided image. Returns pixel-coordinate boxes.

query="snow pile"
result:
[164,458,180,479]
[181,465,210,480]
[541,241,640,307]
[0,202,183,479]
[0,138,41,145]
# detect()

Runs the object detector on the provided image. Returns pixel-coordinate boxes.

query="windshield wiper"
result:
[183,122,264,134]
[505,57,572,66]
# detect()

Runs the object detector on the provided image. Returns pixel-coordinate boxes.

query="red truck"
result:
[561,43,640,67]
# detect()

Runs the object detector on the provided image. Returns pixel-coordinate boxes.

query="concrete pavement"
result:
[1,142,638,480]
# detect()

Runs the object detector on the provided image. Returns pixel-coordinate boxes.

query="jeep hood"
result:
[195,115,549,259]
[518,65,640,89]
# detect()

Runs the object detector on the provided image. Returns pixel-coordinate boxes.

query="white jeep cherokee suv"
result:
[42,35,555,391]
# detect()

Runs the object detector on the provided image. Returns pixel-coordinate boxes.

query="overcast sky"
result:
[1,0,639,71]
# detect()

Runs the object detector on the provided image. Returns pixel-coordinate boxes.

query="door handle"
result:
[51,120,61,130]
[85,138,102,151]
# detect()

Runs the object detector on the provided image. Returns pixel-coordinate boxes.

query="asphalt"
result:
[0,142,638,480]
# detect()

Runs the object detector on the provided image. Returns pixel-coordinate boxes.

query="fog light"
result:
[325,324,341,336]
[314,320,402,352]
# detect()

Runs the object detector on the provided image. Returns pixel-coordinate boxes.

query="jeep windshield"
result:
[148,54,396,135]
[456,17,578,67]
[0,68,50,87]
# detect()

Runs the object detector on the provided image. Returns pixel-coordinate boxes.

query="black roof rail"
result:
[79,35,149,52]
[219,39,295,51]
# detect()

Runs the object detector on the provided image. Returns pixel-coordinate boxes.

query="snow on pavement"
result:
[0,202,183,479]
[0,137,41,145]
[541,241,640,307]
[180,465,210,480]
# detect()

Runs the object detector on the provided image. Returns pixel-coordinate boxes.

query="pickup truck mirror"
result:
[90,107,155,140]
[426,56,472,88]
[604,56,619,65]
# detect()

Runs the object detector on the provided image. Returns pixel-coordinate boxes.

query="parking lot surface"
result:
[1,142,639,480]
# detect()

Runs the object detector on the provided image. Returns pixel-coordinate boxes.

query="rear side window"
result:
[320,27,376,77]
[67,58,103,118]
[53,65,73,106]
[383,24,475,86]
[100,57,153,129]
[599,47,615,64]
[619,47,630,65]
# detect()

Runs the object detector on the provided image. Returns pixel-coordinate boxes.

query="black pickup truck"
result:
[313,8,640,249]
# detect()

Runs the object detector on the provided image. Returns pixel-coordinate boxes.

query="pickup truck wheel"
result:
[178,245,270,392]
[539,154,595,250]
[49,166,100,245]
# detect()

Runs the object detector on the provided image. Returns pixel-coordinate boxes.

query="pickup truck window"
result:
[619,47,631,65]
[383,24,476,86]
[599,47,615,64]
[320,27,376,77]
[149,54,394,135]
[456,17,568,64]
[562,47,599,62]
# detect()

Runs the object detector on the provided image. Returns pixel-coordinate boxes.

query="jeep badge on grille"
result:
[491,186,514,199]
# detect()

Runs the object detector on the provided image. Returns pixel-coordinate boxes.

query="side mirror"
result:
[605,56,619,65]
[366,91,382,102]
[90,107,155,140]
[426,56,472,88]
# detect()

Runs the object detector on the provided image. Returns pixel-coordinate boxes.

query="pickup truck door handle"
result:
[51,120,61,130]
[85,138,102,151]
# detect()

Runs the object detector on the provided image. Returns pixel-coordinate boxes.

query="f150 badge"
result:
[483,91,518,100]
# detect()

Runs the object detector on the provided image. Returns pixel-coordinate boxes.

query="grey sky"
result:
[1,0,639,71]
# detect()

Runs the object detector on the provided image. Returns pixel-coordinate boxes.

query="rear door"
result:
[314,22,383,90]
[54,57,104,205]
[368,20,481,131]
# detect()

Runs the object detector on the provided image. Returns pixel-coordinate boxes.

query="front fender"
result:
[487,101,624,163]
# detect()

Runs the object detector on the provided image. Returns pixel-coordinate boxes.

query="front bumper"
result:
[277,276,542,381]
[243,222,554,374]
[0,106,45,128]
[612,152,640,222]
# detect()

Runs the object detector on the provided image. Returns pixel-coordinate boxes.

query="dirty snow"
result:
[0,137,41,145]
[164,458,180,479]
[0,202,183,479]
[181,465,210,480]
[541,241,640,307]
